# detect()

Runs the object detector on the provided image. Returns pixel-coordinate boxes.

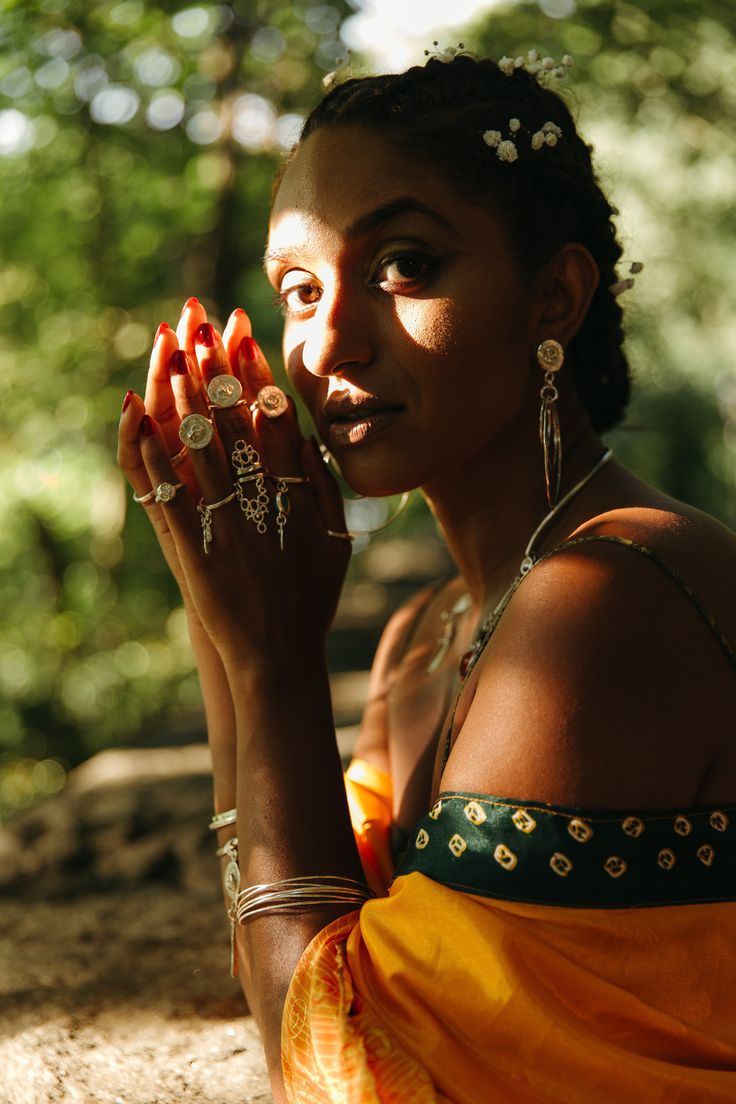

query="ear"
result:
[531,243,599,347]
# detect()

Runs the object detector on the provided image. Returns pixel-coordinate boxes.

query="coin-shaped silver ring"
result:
[207,374,243,409]
[254,385,288,419]
[154,481,184,504]
[179,413,214,450]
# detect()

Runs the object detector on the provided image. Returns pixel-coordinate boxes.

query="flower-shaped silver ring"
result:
[250,385,288,419]
[179,413,214,450]
[154,481,185,504]
[207,374,244,409]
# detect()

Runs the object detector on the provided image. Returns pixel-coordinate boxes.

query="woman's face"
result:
[266,125,539,497]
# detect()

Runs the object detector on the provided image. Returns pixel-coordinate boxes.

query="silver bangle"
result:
[209,808,237,831]
[236,875,372,925]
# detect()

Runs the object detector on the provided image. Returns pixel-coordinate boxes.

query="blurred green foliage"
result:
[0,0,734,817]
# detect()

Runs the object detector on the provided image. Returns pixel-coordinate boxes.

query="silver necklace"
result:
[457,449,613,680]
[425,590,473,675]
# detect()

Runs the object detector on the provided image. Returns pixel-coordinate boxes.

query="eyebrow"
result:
[263,196,457,269]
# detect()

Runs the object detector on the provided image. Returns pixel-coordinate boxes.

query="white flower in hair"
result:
[509,117,521,132]
[499,49,574,84]
[483,129,502,147]
[545,132,558,147]
[497,139,518,163]
[425,40,467,62]
[542,121,562,137]
[531,131,545,150]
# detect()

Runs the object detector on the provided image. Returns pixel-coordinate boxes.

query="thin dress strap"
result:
[536,534,736,674]
[440,532,736,773]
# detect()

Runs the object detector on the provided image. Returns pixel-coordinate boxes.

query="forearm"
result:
[228,650,365,1091]
[188,617,237,811]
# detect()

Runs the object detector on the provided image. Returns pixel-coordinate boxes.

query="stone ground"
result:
[0,747,274,1104]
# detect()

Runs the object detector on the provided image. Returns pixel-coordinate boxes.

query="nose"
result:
[299,282,374,378]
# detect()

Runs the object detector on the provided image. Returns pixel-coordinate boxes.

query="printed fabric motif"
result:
[395,793,736,908]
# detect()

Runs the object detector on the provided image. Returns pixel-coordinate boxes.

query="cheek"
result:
[392,297,463,360]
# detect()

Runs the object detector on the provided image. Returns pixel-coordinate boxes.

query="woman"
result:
[118,51,736,1103]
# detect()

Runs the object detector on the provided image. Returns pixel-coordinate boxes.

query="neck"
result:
[420,408,607,611]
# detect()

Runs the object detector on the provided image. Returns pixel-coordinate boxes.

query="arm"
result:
[119,304,366,1102]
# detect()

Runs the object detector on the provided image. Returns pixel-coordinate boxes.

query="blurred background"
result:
[1,0,735,819]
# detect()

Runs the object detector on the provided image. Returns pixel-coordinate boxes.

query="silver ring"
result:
[207,374,243,409]
[170,444,188,466]
[133,488,156,504]
[325,529,354,541]
[267,474,310,484]
[250,385,288,419]
[155,481,185,504]
[179,413,214,450]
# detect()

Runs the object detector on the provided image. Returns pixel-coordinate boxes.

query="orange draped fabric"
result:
[282,872,736,1103]
[343,758,395,898]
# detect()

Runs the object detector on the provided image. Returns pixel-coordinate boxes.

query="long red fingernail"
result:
[122,390,134,413]
[154,321,169,342]
[195,323,216,347]
[140,414,156,437]
[240,336,257,361]
[182,296,199,312]
[233,307,246,317]
[169,349,189,375]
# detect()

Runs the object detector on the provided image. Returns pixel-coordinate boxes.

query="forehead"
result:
[267,124,487,258]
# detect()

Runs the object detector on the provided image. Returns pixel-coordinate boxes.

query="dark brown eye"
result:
[373,252,434,290]
[279,282,322,314]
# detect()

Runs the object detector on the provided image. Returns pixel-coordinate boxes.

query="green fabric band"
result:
[394,792,736,908]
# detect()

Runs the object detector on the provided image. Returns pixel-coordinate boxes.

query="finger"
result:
[144,325,195,457]
[256,394,305,484]
[176,297,208,359]
[191,324,256,464]
[299,435,348,535]
[231,333,305,476]
[118,391,154,498]
[138,413,204,556]
[222,308,252,385]
[193,322,234,389]
[236,336,276,405]
[168,348,235,506]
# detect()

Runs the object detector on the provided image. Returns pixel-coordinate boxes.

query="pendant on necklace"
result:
[425,592,471,675]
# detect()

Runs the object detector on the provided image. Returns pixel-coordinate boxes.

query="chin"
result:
[327,446,420,500]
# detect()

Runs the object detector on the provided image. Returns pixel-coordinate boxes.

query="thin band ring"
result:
[170,444,188,466]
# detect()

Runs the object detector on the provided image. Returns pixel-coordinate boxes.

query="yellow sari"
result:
[283,776,736,1102]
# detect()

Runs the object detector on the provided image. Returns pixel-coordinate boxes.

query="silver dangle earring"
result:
[537,339,564,508]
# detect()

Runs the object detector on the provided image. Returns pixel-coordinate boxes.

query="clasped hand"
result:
[118,299,351,671]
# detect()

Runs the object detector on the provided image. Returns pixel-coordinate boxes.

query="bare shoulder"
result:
[441,502,736,809]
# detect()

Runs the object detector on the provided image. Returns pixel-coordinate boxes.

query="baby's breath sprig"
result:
[498,48,574,82]
[424,41,469,63]
[483,118,562,163]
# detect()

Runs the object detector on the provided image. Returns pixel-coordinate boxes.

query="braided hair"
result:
[292,55,630,433]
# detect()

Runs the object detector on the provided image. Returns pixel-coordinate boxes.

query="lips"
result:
[320,395,403,446]
[323,394,405,424]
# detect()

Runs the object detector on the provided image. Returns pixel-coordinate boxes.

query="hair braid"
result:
[296,55,631,432]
